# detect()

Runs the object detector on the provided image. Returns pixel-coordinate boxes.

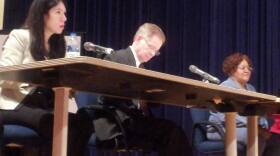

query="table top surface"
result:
[0,56,279,108]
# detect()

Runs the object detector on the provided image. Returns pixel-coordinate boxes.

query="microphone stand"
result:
[202,79,210,83]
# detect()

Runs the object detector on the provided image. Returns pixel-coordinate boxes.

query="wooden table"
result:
[0,56,279,156]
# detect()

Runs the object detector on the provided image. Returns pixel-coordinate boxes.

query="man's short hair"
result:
[134,23,166,44]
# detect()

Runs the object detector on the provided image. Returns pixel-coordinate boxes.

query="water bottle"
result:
[66,32,80,58]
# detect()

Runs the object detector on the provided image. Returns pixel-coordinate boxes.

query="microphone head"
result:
[83,42,95,51]
[188,65,220,84]
[83,41,114,55]
[189,65,198,73]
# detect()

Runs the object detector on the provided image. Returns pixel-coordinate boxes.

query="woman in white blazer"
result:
[0,0,92,155]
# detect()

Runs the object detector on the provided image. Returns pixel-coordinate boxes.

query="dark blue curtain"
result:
[2,0,280,155]
[64,0,280,95]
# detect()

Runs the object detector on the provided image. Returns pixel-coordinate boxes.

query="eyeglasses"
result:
[143,38,160,56]
[237,65,253,71]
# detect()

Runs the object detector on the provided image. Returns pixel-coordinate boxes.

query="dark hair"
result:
[23,0,66,61]
[223,52,253,76]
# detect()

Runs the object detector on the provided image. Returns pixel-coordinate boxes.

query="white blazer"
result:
[0,29,35,110]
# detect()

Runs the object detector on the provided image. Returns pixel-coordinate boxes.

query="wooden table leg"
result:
[247,116,258,156]
[52,87,70,156]
[225,112,237,156]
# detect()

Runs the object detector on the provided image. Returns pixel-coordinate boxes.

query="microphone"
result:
[83,42,113,55]
[189,65,220,84]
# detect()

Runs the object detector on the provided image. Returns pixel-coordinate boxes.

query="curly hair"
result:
[223,52,253,76]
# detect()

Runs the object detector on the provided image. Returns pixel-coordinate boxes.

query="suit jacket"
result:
[104,47,137,66]
[0,29,36,110]
[93,47,146,141]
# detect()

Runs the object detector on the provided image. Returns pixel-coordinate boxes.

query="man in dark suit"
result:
[93,23,190,156]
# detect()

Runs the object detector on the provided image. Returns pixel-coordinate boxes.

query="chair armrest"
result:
[84,105,129,148]
[194,121,225,138]
[192,121,225,148]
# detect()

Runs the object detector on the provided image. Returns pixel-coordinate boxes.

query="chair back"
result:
[190,108,211,149]
[75,91,99,109]
[190,108,247,155]
[190,108,210,123]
